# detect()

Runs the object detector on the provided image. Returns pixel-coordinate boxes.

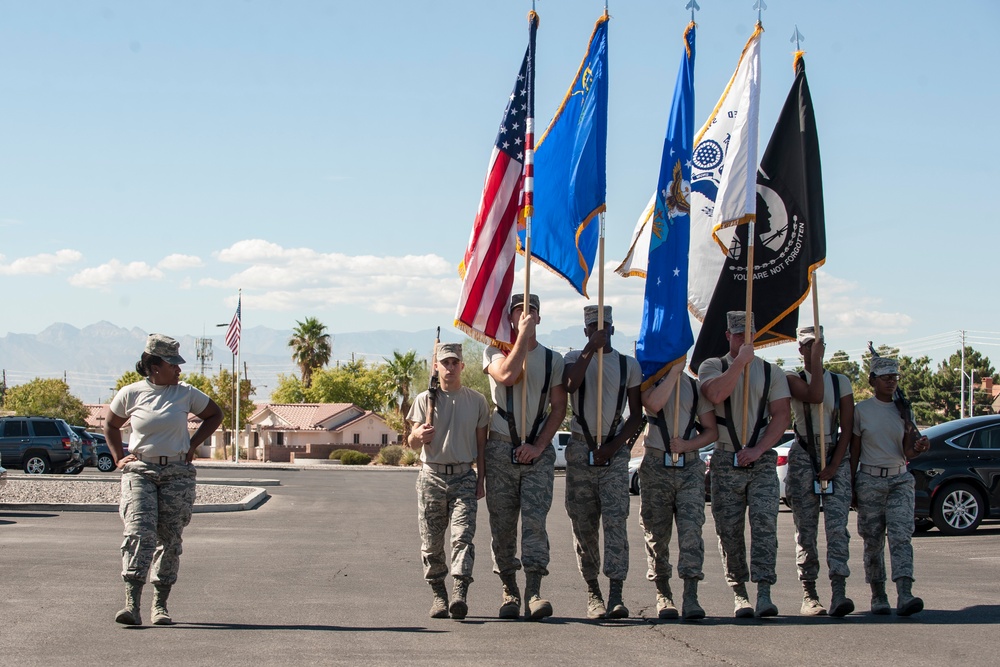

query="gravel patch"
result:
[0,479,254,505]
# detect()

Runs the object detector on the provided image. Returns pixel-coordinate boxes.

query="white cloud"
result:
[158,254,203,270]
[213,239,451,277]
[0,249,82,275]
[69,260,165,288]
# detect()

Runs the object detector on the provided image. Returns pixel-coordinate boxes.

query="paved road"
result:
[2,467,998,666]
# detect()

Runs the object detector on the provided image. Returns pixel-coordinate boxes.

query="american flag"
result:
[455,13,537,351]
[225,295,241,355]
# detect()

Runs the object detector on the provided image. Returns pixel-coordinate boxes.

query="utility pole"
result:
[196,337,213,377]
[960,330,966,419]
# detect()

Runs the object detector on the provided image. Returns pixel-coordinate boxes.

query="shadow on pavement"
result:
[171,622,447,633]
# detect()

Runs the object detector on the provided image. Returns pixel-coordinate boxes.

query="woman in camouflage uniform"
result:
[105,334,223,626]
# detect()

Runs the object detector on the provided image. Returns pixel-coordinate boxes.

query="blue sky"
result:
[1,0,997,370]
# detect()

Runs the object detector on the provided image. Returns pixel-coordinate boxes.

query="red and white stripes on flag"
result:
[454,13,537,351]
[225,295,241,355]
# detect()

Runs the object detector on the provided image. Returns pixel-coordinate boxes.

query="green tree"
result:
[306,361,392,412]
[930,347,998,421]
[898,355,935,425]
[384,349,421,440]
[4,378,89,426]
[185,370,255,431]
[827,350,860,387]
[288,317,332,389]
[114,370,143,391]
[270,373,307,403]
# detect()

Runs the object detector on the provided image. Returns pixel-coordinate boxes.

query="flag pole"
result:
[595,1,609,449]
[812,275,827,490]
[235,288,241,463]
[741,226,755,446]
[520,6,538,438]
[672,370,681,464]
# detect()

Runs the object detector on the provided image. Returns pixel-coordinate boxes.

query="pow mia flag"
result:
[692,54,826,371]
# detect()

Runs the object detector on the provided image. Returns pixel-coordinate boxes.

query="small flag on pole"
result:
[455,13,538,350]
[225,295,241,355]
[526,13,609,297]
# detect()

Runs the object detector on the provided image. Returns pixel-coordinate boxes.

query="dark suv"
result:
[0,416,84,474]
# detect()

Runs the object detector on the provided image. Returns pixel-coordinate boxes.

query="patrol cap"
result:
[584,305,613,326]
[145,334,186,365]
[509,293,540,314]
[797,325,824,345]
[870,357,899,377]
[726,311,756,334]
[436,343,463,362]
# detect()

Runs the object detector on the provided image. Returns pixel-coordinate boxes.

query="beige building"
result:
[248,403,400,462]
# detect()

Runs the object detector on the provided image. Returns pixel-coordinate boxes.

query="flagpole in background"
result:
[224,290,242,463]
[520,5,538,433]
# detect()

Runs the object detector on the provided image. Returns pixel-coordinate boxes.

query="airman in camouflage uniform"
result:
[698,311,791,618]
[107,334,223,626]
[484,294,567,620]
[408,343,490,620]
[785,325,856,617]
[639,361,718,620]
[563,305,644,620]
[851,355,930,616]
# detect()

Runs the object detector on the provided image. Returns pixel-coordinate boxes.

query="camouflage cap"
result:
[145,334,186,365]
[797,325,824,345]
[870,356,899,377]
[436,342,463,362]
[509,293,540,314]
[584,305,613,326]
[726,311,756,334]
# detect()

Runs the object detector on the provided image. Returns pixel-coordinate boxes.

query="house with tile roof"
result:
[248,403,400,462]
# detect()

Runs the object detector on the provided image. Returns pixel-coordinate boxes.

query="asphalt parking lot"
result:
[2,466,999,666]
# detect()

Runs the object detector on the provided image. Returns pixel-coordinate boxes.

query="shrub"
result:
[212,446,228,460]
[376,445,405,466]
[329,449,358,461]
[400,448,420,466]
[339,451,371,466]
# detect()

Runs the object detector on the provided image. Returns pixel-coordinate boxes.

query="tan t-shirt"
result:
[698,354,790,450]
[484,343,565,440]
[853,397,907,468]
[564,348,642,440]
[643,374,714,451]
[407,386,490,465]
[788,369,852,443]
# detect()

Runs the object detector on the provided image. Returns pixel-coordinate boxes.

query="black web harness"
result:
[576,354,628,452]
[797,370,842,474]
[495,348,553,446]
[716,358,771,451]
[646,375,700,455]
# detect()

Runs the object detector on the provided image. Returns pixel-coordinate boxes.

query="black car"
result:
[92,433,127,473]
[910,415,1000,535]
[71,426,98,468]
[0,416,84,474]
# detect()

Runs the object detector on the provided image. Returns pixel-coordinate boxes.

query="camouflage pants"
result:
[638,449,706,581]
[416,467,479,583]
[787,445,852,580]
[710,448,779,586]
[564,437,630,581]
[484,438,555,576]
[119,460,196,585]
[855,471,915,583]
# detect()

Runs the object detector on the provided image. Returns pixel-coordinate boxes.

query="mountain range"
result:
[0,322,637,404]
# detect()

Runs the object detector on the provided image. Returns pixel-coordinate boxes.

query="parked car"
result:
[93,433,127,473]
[71,426,98,467]
[0,416,84,474]
[0,452,7,491]
[551,431,570,468]
[909,415,1000,535]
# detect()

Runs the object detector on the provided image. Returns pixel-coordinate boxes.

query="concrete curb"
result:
[0,483,270,513]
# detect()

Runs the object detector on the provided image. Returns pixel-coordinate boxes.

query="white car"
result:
[551,431,570,468]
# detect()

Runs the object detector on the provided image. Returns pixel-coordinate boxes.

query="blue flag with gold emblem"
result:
[636,23,696,385]
[524,14,608,297]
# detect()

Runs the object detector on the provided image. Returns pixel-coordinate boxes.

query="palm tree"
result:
[384,349,421,440]
[288,317,332,389]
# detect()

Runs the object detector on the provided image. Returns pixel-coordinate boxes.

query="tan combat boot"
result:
[151,583,174,625]
[681,579,705,621]
[870,581,891,615]
[800,580,826,616]
[449,577,470,620]
[429,579,449,619]
[115,580,144,626]
[829,575,855,617]
[895,577,924,617]
[732,583,754,618]
[654,578,678,620]
[524,572,553,620]
[755,582,778,618]
[606,579,629,619]
[498,573,521,620]
[585,579,607,619]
